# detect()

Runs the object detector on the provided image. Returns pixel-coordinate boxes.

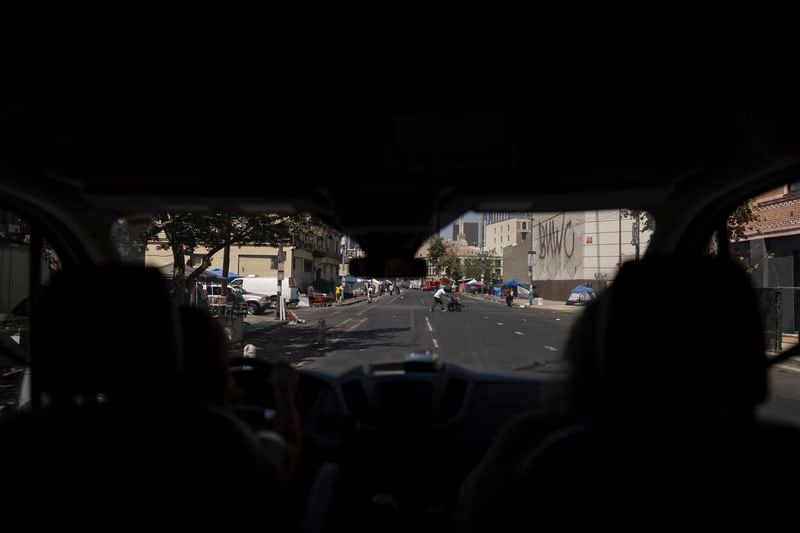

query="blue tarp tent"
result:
[503,279,526,287]
[570,284,594,294]
[566,284,595,305]
[158,264,224,282]
[209,268,239,280]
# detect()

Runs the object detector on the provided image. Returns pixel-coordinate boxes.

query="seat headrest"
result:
[598,255,766,414]
[37,265,182,400]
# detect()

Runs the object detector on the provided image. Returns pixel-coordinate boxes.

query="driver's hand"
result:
[269,361,299,392]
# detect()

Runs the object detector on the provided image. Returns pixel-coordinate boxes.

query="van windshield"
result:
[112,209,653,375]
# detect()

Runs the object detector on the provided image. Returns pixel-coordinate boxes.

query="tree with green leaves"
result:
[142,212,313,303]
[438,249,461,279]
[727,199,767,273]
[464,253,500,284]
[427,235,449,273]
[727,199,759,242]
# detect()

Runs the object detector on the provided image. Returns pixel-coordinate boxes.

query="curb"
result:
[335,298,367,307]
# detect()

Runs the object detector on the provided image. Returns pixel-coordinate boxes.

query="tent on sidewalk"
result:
[208,268,239,280]
[503,279,530,297]
[566,284,595,305]
[465,280,485,294]
[157,263,224,282]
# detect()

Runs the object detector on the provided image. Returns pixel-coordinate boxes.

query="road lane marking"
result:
[433,339,439,348]
[346,318,368,331]
[515,331,524,335]
[544,346,558,351]
[425,317,433,332]
[336,318,353,327]
[497,322,504,326]
[522,319,527,322]
[775,364,800,374]
[357,303,379,316]
[484,316,489,319]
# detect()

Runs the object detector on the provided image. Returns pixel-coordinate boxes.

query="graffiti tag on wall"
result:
[533,213,583,280]
[537,215,576,259]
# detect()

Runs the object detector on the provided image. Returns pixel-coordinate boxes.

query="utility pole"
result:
[276,243,286,320]
[528,211,535,306]
[618,209,622,269]
[632,211,641,261]
[340,235,347,288]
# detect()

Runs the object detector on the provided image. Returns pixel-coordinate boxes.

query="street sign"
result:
[277,261,285,272]
[528,251,535,267]
[278,251,286,262]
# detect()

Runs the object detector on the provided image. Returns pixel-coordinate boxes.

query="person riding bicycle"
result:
[431,285,446,312]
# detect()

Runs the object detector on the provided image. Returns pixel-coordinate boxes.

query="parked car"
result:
[202,282,268,315]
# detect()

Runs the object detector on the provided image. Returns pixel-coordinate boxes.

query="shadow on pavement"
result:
[231,324,416,365]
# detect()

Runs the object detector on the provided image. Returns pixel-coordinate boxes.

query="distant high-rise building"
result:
[451,221,479,246]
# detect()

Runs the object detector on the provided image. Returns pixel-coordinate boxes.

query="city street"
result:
[238,292,800,428]
[238,291,579,374]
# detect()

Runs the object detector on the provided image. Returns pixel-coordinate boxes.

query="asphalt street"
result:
[238,291,800,428]
[240,291,579,374]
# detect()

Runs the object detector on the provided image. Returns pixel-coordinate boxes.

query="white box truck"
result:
[229,276,299,309]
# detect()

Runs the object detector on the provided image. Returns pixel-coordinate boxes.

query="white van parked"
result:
[229,276,299,309]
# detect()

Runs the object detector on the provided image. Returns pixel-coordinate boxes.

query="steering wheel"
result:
[228,357,303,414]
[229,357,275,409]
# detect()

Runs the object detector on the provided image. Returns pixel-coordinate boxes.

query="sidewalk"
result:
[461,292,584,313]
[336,296,368,307]
[297,295,367,308]
[237,296,367,346]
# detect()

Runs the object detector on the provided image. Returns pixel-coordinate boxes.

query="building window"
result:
[522,222,527,230]
[790,182,800,193]
[304,259,312,273]
[507,224,510,231]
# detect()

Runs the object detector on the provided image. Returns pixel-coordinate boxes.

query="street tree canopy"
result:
[142,212,313,302]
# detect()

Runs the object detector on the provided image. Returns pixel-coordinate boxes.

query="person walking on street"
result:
[431,285,447,312]
[505,287,514,308]
[367,285,374,304]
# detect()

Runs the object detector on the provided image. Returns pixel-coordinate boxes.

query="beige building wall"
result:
[145,243,297,277]
[485,218,531,255]
[145,225,343,287]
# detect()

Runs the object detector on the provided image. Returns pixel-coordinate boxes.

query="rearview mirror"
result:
[348,257,428,278]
